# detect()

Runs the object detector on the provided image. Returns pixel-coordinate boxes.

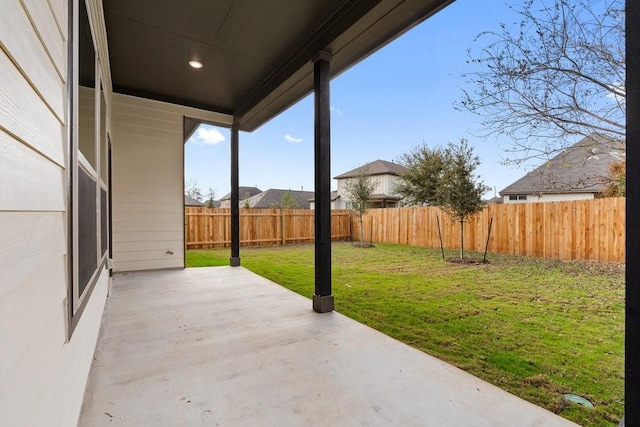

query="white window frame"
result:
[69,0,109,334]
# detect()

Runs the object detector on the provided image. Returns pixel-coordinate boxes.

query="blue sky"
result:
[185,0,541,199]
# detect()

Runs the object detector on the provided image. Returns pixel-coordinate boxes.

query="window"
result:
[69,0,109,334]
[509,195,528,201]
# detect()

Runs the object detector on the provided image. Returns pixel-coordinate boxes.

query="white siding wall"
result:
[502,193,595,204]
[337,178,346,197]
[111,94,231,272]
[111,95,185,272]
[0,0,109,425]
[379,174,401,195]
[336,174,402,201]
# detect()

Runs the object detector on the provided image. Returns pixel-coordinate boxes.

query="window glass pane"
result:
[78,0,96,169]
[101,188,107,256]
[79,167,98,296]
[100,83,107,182]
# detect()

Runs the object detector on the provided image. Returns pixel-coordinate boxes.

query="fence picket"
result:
[347,198,625,263]
[185,199,624,262]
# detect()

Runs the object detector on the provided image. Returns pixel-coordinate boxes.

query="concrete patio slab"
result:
[79,267,578,426]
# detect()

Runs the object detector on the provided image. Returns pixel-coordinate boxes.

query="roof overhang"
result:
[104,0,455,132]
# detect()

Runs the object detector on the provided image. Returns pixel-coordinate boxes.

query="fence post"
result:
[281,210,286,245]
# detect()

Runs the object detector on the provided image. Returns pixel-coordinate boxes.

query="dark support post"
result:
[230,125,240,267]
[626,0,639,425]
[312,51,334,313]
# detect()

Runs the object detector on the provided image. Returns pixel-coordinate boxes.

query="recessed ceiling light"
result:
[189,60,203,69]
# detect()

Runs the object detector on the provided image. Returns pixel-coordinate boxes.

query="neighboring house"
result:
[184,195,204,207]
[3,1,636,426]
[332,159,409,209]
[309,191,342,210]
[244,189,315,209]
[500,134,625,204]
[219,186,262,208]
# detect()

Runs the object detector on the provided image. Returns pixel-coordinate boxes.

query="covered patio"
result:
[2,0,637,424]
[79,267,576,426]
[63,0,640,424]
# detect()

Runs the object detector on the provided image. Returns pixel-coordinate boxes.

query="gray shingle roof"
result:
[220,186,262,201]
[334,159,408,179]
[309,191,340,202]
[500,134,625,195]
[184,195,204,206]
[245,189,315,209]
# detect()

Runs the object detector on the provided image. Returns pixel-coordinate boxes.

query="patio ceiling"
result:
[104,0,454,132]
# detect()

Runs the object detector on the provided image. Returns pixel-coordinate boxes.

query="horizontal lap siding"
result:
[0,1,110,425]
[111,94,185,271]
[0,0,66,120]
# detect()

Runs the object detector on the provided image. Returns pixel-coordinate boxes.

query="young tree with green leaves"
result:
[437,139,490,260]
[395,143,445,205]
[205,186,217,208]
[279,191,300,209]
[271,191,301,209]
[345,168,376,247]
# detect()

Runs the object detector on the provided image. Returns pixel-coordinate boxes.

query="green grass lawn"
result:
[187,243,624,427]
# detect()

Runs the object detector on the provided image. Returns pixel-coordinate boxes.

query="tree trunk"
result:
[359,215,364,247]
[459,219,464,260]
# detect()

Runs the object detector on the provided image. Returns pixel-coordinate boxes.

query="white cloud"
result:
[330,106,343,116]
[197,126,226,145]
[285,134,303,143]
[606,82,626,104]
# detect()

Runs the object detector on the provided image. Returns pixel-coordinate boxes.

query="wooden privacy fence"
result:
[351,198,625,263]
[185,208,352,249]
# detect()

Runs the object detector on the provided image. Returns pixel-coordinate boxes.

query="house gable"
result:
[334,160,408,207]
[500,134,625,201]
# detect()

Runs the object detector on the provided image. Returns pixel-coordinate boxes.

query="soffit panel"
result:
[213,0,348,65]
[186,47,274,111]
[106,14,211,102]
[104,0,232,44]
[104,0,455,131]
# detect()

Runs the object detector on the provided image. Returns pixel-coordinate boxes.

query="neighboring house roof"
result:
[500,134,625,195]
[368,193,403,201]
[309,191,340,202]
[220,186,262,201]
[245,189,315,209]
[334,159,408,179]
[485,196,503,204]
[184,195,204,206]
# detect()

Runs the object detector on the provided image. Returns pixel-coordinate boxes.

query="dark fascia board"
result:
[233,0,383,128]
[236,0,456,131]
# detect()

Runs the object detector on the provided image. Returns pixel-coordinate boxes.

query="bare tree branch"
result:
[457,0,625,165]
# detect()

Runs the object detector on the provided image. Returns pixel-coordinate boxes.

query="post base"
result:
[230,257,241,267]
[313,294,334,313]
